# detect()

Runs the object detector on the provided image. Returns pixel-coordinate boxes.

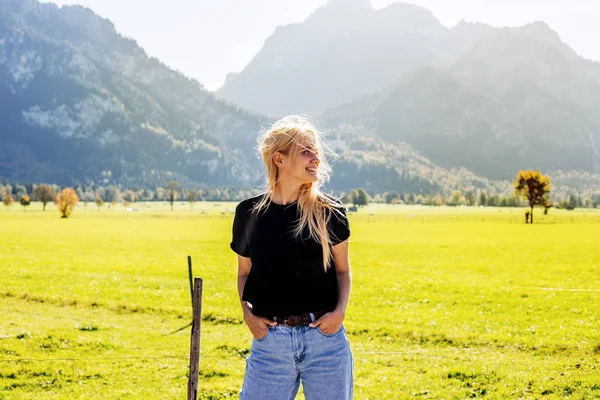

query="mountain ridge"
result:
[218,1,453,117]
[1,0,599,198]
[1,0,266,187]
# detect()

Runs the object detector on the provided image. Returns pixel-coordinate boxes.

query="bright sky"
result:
[40,0,600,90]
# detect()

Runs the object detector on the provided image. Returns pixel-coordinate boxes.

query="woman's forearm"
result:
[335,270,351,316]
[238,274,252,316]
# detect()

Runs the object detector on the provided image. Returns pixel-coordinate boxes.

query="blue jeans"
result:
[240,324,354,400]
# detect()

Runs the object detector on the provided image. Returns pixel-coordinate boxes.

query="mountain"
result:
[2,0,597,197]
[321,22,600,179]
[0,0,511,196]
[218,0,456,117]
[451,24,600,176]
[0,0,265,187]
[218,0,600,179]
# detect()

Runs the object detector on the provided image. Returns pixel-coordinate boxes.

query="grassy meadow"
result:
[1,201,599,399]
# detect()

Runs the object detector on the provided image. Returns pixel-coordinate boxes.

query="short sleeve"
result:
[230,202,251,257]
[328,201,350,246]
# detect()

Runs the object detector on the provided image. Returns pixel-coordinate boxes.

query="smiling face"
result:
[292,142,321,183]
[275,141,321,186]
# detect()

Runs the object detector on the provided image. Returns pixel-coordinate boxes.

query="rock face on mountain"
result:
[218,1,456,117]
[0,0,265,187]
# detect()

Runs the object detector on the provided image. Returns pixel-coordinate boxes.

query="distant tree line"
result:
[0,181,262,208]
[343,189,526,207]
[343,187,599,210]
[1,180,599,211]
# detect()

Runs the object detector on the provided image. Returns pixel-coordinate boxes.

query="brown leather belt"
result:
[273,311,327,327]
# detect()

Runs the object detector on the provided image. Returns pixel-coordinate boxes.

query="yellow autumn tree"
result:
[2,193,14,211]
[513,170,551,224]
[56,188,79,218]
[95,197,104,211]
[19,195,31,211]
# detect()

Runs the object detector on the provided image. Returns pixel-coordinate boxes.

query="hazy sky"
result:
[40,0,600,90]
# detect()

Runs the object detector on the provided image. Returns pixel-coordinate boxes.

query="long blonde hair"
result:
[254,115,341,270]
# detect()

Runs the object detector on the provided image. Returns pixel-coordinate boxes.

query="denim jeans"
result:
[240,324,354,400]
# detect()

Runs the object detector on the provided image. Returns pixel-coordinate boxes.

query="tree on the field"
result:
[95,197,104,211]
[122,190,137,203]
[95,187,106,202]
[103,186,120,203]
[507,195,522,207]
[0,185,11,197]
[465,191,476,206]
[339,192,351,205]
[384,192,399,204]
[19,195,30,211]
[448,190,463,206]
[56,188,79,218]
[479,192,487,207]
[187,189,198,210]
[3,193,14,210]
[165,181,180,211]
[351,188,369,207]
[513,170,551,224]
[154,187,166,201]
[567,194,578,210]
[32,184,56,211]
[543,200,552,215]
[487,195,500,207]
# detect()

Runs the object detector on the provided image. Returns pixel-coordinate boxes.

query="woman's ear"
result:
[272,151,285,167]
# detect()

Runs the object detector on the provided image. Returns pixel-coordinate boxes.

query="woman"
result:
[230,115,353,399]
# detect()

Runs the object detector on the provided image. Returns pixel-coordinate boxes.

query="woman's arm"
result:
[332,239,351,316]
[309,239,351,333]
[237,255,253,314]
[237,255,276,338]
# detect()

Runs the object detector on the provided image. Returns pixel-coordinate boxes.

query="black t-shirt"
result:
[230,194,350,318]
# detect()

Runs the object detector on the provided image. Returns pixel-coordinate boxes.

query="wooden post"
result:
[187,277,203,400]
[187,256,194,305]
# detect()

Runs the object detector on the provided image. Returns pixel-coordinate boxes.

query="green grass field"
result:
[1,202,599,399]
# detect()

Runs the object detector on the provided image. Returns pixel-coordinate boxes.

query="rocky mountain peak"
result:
[518,21,575,57]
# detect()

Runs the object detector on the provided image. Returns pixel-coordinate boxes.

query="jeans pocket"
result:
[316,324,344,337]
[254,326,273,342]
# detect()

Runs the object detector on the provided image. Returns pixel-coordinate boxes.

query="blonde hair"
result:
[254,115,341,270]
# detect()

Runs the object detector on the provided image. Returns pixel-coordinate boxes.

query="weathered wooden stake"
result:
[187,255,194,305]
[187,277,203,400]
